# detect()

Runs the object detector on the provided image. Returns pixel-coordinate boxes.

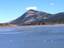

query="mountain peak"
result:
[10,10,64,25]
[27,9,38,12]
[10,10,49,25]
[28,9,36,11]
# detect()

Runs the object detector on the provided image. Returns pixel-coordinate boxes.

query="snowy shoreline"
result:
[18,24,64,27]
[0,24,64,28]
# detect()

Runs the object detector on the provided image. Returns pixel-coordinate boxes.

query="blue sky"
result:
[0,0,64,23]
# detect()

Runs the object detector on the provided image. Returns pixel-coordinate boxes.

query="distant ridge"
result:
[48,12,64,24]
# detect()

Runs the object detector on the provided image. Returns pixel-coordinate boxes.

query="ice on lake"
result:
[0,25,64,48]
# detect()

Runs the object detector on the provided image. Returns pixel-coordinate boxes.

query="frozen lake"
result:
[0,25,64,48]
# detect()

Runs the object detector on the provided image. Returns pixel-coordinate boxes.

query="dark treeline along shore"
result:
[0,9,64,26]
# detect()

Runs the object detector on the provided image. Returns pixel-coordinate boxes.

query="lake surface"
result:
[0,25,64,48]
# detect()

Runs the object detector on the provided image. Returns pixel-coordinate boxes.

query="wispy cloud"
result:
[50,2,55,6]
[26,6,37,10]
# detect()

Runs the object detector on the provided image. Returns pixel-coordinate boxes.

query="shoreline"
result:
[0,24,64,28]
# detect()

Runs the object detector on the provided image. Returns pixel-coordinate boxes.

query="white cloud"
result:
[50,2,55,6]
[26,6,37,10]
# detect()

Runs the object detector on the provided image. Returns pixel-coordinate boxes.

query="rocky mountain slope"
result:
[10,9,64,25]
